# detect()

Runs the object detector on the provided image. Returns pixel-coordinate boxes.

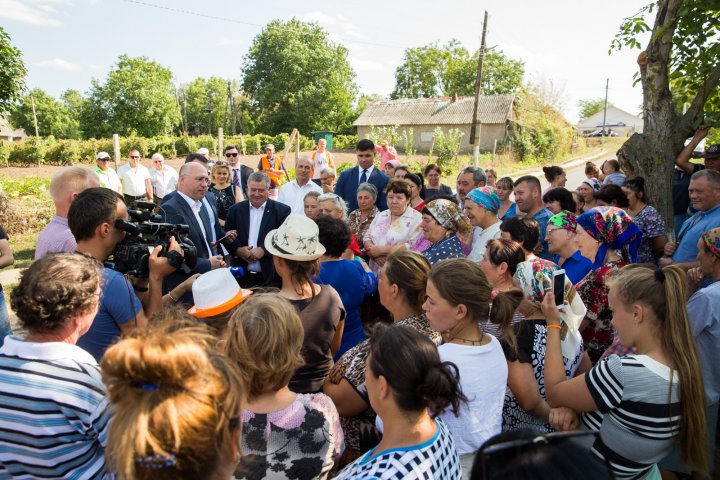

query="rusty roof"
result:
[353,94,515,127]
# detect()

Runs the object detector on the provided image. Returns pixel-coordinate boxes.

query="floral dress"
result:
[326,314,441,467]
[347,207,379,256]
[364,207,429,272]
[631,205,665,265]
[576,261,625,363]
[235,393,343,480]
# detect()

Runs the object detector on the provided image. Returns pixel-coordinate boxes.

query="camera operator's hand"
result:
[149,237,181,279]
[210,255,226,270]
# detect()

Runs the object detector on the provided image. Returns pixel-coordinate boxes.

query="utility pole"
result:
[469,11,488,166]
[30,93,39,137]
[601,78,609,145]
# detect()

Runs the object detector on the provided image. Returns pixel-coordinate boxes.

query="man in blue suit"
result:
[159,162,236,304]
[225,172,291,288]
[335,139,389,211]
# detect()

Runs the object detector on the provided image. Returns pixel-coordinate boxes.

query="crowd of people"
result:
[0,130,719,480]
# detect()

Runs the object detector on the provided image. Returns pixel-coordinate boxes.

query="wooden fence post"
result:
[218,128,224,162]
[112,134,121,171]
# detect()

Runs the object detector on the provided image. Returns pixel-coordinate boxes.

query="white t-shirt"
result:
[438,335,508,454]
[467,221,502,262]
[277,180,322,215]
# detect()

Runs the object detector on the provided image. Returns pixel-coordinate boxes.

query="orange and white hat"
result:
[188,269,252,318]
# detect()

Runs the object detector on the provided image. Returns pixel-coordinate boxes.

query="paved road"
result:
[534,149,616,193]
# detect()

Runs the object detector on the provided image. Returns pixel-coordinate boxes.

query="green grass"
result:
[9,230,37,269]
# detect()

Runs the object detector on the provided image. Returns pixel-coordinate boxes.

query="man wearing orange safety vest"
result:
[257,144,286,199]
[310,138,336,180]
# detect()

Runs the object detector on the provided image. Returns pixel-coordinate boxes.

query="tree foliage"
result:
[81,55,180,138]
[612,0,720,229]
[391,40,524,99]
[179,77,236,135]
[0,27,27,114]
[578,98,615,120]
[8,88,80,139]
[242,18,358,135]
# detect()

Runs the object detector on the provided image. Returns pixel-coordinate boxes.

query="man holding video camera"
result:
[68,187,187,360]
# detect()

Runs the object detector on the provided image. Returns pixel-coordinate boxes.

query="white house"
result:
[0,116,27,142]
[576,106,643,137]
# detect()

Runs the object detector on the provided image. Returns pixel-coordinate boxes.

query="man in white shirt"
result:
[311,138,336,179]
[149,153,178,204]
[118,150,152,205]
[277,156,322,215]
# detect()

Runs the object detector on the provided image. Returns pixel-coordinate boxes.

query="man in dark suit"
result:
[224,144,254,199]
[335,138,389,211]
[159,162,237,304]
[225,171,291,288]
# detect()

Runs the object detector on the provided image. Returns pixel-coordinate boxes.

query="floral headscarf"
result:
[424,199,471,236]
[548,211,578,234]
[576,206,642,269]
[513,259,586,357]
[702,226,720,259]
[467,186,500,214]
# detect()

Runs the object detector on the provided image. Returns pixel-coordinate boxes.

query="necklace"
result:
[451,334,485,345]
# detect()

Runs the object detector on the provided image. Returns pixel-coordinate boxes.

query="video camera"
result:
[106,201,198,277]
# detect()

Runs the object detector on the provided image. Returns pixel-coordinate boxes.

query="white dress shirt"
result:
[247,202,266,272]
[358,165,375,184]
[149,165,179,198]
[178,191,213,256]
[118,163,151,197]
[277,180,322,215]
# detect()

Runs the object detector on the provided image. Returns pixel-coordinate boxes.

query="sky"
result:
[1,0,652,123]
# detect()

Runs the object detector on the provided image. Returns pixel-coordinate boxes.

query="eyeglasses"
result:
[225,152,239,157]
[130,156,140,159]
[153,160,163,163]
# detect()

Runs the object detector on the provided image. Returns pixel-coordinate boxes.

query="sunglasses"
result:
[130,156,140,159]
[225,152,239,157]
[98,158,110,162]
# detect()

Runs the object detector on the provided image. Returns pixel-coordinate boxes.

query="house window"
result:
[420,131,433,143]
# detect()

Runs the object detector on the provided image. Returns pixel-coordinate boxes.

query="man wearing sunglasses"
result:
[118,150,152,206]
[224,145,253,199]
[94,151,122,194]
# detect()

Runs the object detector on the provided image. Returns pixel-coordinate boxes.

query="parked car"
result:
[587,129,619,137]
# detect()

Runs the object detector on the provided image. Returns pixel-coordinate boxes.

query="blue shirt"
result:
[603,172,627,186]
[672,204,720,264]
[77,268,142,361]
[554,249,593,285]
[534,208,554,261]
[687,280,720,403]
[317,260,377,360]
[500,203,517,221]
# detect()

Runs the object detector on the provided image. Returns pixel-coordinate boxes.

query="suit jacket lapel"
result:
[259,201,273,239]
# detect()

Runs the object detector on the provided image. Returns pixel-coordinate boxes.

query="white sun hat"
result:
[188,268,252,318]
[264,214,326,261]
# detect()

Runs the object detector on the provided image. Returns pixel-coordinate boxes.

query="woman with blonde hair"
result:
[542,264,708,479]
[209,161,243,225]
[225,293,344,479]
[101,322,244,480]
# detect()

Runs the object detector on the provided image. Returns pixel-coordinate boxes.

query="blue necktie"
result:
[198,203,215,255]
[359,169,368,185]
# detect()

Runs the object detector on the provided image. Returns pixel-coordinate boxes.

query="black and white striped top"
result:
[582,354,680,480]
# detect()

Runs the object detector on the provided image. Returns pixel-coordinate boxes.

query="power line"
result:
[120,0,406,50]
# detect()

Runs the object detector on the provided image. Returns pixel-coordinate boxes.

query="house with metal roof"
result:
[353,94,515,153]
[0,116,27,142]
[575,106,643,137]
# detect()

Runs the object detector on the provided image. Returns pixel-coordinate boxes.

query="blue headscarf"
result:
[467,186,500,214]
[576,206,642,269]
